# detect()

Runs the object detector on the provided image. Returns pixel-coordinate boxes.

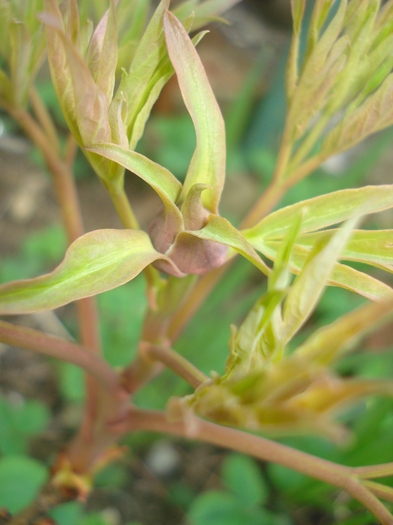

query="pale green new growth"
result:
[244,185,393,299]
[179,221,393,442]
[164,10,226,213]
[1,0,393,522]
[0,230,173,314]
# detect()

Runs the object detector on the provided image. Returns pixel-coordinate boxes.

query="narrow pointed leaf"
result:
[323,73,393,156]
[281,219,357,344]
[87,0,118,104]
[260,240,393,301]
[286,0,305,100]
[290,376,393,413]
[297,298,393,365]
[127,28,207,150]
[297,229,393,273]
[127,55,174,149]
[114,2,207,150]
[291,0,306,34]
[288,0,347,131]
[42,0,80,141]
[190,215,270,275]
[124,0,169,144]
[243,185,393,241]
[57,28,111,145]
[164,11,226,213]
[10,21,32,106]
[0,230,172,314]
[66,0,80,43]
[328,261,393,300]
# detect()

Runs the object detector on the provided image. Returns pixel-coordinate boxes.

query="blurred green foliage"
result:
[188,453,291,525]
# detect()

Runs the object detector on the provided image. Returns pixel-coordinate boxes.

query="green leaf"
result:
[288,0,348,135]
[286,0,305,99]
[0,456,48,513]
[126,57,174,150]
[322,73,393,156]
[191,214,270,275]
[290,0,306,34]
[261,240,393,301]
[10,21,32,106]
[0,398,50,455]
[281,219,357,344]
[297,229,393,273]
[42,0,80,141]
[164,11,226,213]
[175,0,241,30]
[188,491,245,525]
[42,0,119,184]
[221,453,269,508]
[297,298,393,365]
[243,185,393,241]
[123,27,207,150]
[86,0,118,104]
[123,0,170,147]
[0,229,172,314]
[57,27,111,146]
[86,143,182,206]
[49,502,83,525]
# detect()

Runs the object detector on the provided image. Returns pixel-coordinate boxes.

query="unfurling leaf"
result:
[0,230,173,314]
[178,357,393,442]
[190,215,270,276]
[0,2,46,108]
[297,298,393,365]
[42,0,124,184]
[164,10,226,213]
[174,216,393,440]
[150,205,269,277]
[86,0,118,104]
[122,0,171,149]
[281,218,357,345]
[42,0,80,141]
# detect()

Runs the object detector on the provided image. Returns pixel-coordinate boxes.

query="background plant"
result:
[1,0,393,524]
